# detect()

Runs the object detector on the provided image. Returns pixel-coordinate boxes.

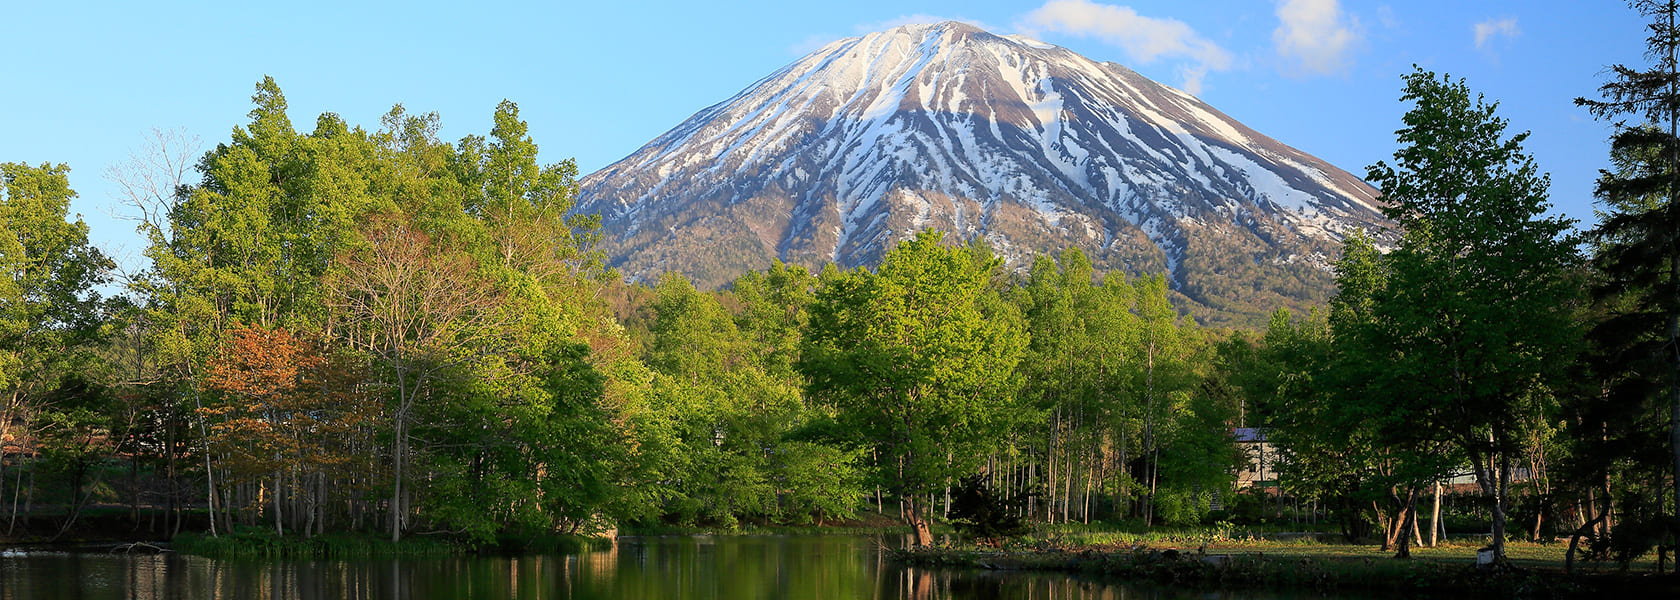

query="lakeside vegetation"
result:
[891,540,1599,597]
[1,3,1678,592]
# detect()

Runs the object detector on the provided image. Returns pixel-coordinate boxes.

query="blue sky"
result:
[0,1,1649,270]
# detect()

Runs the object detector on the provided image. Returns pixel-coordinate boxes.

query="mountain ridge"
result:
[576,21,1389,326]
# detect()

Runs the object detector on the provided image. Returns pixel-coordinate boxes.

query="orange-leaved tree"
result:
[201,325,377,537]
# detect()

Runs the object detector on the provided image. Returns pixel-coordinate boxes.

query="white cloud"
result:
[1273,0,1362,76]
[1474,17,1520,49]
[1019,0,1232,95]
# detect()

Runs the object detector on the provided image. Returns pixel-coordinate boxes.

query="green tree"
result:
[0,162,113,529]
[130,79,386,536]
[1576,0,1680,554]
[1327,232,1465,556]
[729,260,815,381]
[1124,274,1204,525]
[1564,129,1679,567]
[424,98,644,538]
[1364,68,1580,561]
[801,231,1025,545]
[115,77,657,542]
[774,441,867,525]
[461,100,602,286]
[1248,305,1380,541]
[1084,264,1140,519]
[1016,249,1102,524]
[637,269,851,526]
[644,273,778,524]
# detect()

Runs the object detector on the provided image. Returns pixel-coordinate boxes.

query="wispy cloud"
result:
[1273,0,1362,76]
[1376,5,1399,30]
[1018,0,1232,95]
[1474,17,1520,49]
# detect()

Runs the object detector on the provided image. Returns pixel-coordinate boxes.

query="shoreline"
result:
[888,544,1680,598]
[8,520,1679,599]
[8,527,1679,598]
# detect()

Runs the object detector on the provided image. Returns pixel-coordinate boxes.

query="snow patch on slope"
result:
[576,20,1387,284]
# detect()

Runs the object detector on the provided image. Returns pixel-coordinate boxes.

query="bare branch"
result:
[103,127,202,242]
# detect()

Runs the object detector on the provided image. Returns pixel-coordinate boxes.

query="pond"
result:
[0,535,1361,599]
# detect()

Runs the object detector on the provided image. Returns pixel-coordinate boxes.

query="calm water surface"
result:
[0,535,1359,600]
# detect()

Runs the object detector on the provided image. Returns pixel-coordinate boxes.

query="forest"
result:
[1,2,1678,569]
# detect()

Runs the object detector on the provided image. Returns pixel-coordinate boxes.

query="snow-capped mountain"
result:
[576,21,1388,325]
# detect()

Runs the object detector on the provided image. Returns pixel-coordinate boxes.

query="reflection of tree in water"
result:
[4,537,1323,599]
[881,562,1300,600]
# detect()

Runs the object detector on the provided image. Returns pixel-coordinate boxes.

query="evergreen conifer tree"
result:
[1576,0,1680,559]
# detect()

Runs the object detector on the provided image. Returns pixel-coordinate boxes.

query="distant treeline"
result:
[2,3,1678,568]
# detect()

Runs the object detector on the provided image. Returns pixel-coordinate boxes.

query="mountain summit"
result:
[576,21,1387,325]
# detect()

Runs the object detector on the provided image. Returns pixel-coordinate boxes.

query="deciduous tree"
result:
[1364,68,1579,562]
[0,163,112,530]
[801,231,1025,545]
[329,216,503,542]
